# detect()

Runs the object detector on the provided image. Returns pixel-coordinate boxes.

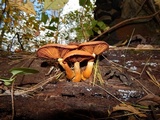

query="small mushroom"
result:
[79,41,109,80]
[62,50,94,82]
[37,44,78,80]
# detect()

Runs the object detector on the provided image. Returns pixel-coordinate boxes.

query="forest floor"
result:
[0,45,160,120]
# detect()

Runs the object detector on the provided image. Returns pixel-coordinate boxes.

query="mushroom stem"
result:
[81,61,94,80]
[58,58,75,80]
[72,62,81,82]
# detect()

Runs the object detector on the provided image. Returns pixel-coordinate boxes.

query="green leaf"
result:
[83,23,90,28]
[79,0,91,7]
[10,67,39,76]
[4,81,12,86]
[46,26,57,31]
[50,17,59,25]
[93,27,99,33]
[29,16,36,21]
[86,29,93,36]
[0,78,14,82]
[91,20,97,27]
[41,12,49,24]
[46,32,54,37]
[44,0,69,10]
[97,21,107,30]
[0,78,15,86]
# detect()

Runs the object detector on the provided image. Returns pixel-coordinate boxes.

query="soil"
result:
[0,46,160,120]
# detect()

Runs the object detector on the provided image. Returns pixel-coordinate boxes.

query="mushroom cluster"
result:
[37,41,109,82]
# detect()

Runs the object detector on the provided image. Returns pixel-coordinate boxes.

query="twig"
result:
[93,56,99,86]
[102,54,141,75]
[102,54,154,95]
[84,81,124,104]
[90,10,160,41]
[11,81,15,120]
[54,10,61,44]
[134,77,154,95]
[102,54,124,72]
[109,46,160,50]
[134,0,146,17]
[123,28,135,67]
[106,111,148,119]
[94,57,105,85]
[0,71,64,96]
[140,56,152,77]
[20,57,36,85]
[149,105,157,120]
[148,0,160,25]
[146,71,160,88]
[79,8,88,41]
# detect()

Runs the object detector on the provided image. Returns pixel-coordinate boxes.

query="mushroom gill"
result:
[37,44,78,80]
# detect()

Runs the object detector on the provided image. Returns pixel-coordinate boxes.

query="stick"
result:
[90,11,160,41]
[109,46,160,51]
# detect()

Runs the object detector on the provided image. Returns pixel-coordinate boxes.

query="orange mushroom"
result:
[37,44,78,59]
[37,44,78,80]
[62,50,94,82]
[79,41,109,80]
[79,41,109,55]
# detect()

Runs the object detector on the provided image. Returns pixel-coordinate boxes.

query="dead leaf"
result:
[137,94,160,106]
[128,115,137,120]
[9,0,36,15]
[155,0,160,8]
[112,103,147,117]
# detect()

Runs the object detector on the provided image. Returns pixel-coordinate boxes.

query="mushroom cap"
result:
[37,44,78,59]
[79,41,109,55]
[62,50,94,63]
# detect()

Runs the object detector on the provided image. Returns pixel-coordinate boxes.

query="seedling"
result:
[0,67,39,120]
[0,67,39,86]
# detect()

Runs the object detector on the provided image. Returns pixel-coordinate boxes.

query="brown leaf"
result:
[112,103,147,117]
[155,0,160,8]
[9,0,36,15]
[128,115,137,120]
[137,94,160,106]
